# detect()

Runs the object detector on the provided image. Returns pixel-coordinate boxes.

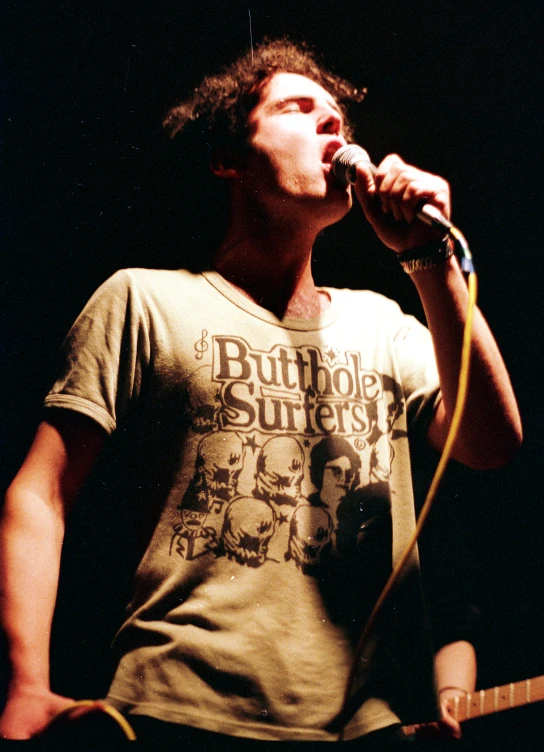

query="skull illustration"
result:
[222,497,276,567]
[185,366,221,434]
[287,504,333,574]
[254,436,305,507]
[196,431,244,504]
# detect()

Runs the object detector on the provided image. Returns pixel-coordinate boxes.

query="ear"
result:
[209,148,244,179]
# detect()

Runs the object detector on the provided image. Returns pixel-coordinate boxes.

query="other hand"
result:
[0,685,75,740]
[410,696,463,741]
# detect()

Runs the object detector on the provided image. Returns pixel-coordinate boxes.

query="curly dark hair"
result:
[163,38,366,154]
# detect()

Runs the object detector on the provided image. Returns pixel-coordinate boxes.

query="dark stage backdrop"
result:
[2,1,542,748]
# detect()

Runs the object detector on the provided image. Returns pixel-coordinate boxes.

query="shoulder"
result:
[100,267,203,294]
[87,268,207,311]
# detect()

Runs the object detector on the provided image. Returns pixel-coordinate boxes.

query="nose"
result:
[317,106,342,136]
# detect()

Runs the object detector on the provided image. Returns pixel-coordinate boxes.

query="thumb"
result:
[352,162,384,227]
[353,158,376,195]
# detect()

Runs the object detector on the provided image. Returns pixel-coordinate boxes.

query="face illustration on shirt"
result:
[320,456,357,507]
[181,509,207,535]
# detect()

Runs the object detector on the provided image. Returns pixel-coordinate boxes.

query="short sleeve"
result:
[393,314,441,437]
[44,270,151,434]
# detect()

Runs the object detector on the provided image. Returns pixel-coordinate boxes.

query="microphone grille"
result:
[331,144,371,185]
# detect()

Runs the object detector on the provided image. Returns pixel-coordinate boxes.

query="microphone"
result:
[332,144,452,233]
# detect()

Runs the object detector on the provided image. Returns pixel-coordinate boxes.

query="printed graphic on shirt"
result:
[170,476,219,559]
[171,336,400,577]
[212,336,388,437]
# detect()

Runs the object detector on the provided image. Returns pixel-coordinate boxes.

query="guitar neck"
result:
[451,675,544,723]
[402,675,544,735]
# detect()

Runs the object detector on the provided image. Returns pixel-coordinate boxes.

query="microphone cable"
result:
[42,699,137,741]
[336,224,477,737]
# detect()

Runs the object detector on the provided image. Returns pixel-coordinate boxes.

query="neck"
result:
[212,202,330,319]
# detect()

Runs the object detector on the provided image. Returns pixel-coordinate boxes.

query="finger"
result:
[352,162,384,224]
[398,182,432,224]
[353,160,376,197]
[440,703,463,739]
[43,699,104,730]
[442,716,462,740]
[377,156,451,222]
[380,174,419,223]
[429,185,451,218]
[375,153,405,183]
[65,700,107,722]
[374,156,411,220]
[386,172,410,222]
[43,696,78,725]
[354,186,391,231]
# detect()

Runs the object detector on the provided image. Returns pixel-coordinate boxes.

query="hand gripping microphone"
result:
[331,144,453,233]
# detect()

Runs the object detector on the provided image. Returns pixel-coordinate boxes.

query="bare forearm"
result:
[352,157,521,467]
[432,640,477,739]
[0,487,65,691]
[434,640,477,694]
[412,256,522,468]
[0,415,105,739]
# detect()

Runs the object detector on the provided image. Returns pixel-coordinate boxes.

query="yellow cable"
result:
[45,699,137,741]
[337,252,478,734]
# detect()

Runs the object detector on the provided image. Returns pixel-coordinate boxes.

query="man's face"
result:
[243,72,352,221]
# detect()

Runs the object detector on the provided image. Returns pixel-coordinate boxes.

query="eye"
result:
[279,98,313,115]
[282,103,301,114]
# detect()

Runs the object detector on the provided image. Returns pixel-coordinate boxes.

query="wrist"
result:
[5,681,54,712]
[397,236,454,274]
[7,665,51,696]
[7,663,50,691]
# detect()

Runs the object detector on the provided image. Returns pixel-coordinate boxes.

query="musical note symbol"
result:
[211,499,225,515]
[194,329,209,360]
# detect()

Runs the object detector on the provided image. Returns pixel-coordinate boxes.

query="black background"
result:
[1,1,543,748]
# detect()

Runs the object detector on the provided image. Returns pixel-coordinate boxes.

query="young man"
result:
[0,39,521,746]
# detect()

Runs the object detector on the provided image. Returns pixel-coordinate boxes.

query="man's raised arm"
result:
[0,411,105,740]
[353,154,522,469]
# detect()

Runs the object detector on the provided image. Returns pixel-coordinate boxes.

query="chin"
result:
[323,188,352,224]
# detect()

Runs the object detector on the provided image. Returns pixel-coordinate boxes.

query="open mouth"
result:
[322,141,345,165]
